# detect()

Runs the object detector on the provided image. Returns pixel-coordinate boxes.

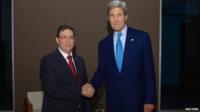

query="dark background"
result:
[1,0,13,110]
[161,0,200,110]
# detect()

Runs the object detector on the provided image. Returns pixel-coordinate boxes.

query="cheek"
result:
[110,21,117,27]
[71,39,75,44]
[109,18,114,23]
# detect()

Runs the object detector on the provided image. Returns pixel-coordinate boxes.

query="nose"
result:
[64,38,71,43]
[113,16,119,23]
[114,16,118,21]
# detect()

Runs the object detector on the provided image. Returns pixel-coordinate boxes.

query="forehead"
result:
[109,7,125,14]
[59,29,74,36]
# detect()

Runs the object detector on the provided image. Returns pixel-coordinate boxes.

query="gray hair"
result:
[107,0,127,15]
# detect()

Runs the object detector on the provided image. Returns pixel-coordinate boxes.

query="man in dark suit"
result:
[82,0,156,112]
[40,25,89,112]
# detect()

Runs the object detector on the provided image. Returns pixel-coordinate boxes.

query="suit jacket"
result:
[40,49,89,112]
[91,27,156,112]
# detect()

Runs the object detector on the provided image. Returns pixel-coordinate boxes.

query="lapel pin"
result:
[130,38,134,41]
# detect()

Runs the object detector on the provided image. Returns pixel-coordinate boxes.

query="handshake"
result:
[81,83,95,98]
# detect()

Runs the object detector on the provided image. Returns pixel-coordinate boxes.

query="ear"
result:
[56,37,59,44]
[125,15,128,21]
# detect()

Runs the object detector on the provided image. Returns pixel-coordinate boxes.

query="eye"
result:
[117,13,123,17]
[109,14,114,18]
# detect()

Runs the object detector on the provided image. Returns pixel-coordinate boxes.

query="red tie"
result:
[67,55,78,80]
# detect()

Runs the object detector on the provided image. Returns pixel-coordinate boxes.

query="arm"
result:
[90,42,106,90]
[82,41,106,98]
[143,34,157,111]
[80,57,88,84]
[79,57,92,112]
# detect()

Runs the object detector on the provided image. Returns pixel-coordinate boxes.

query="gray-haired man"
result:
[82,0,157,112]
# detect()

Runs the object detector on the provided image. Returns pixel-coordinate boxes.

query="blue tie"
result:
[115,32,123,73]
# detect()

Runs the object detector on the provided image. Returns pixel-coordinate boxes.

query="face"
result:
[108,7,128,32]
[56,29,75,54]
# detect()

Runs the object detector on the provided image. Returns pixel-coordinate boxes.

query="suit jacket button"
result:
[78,104,82,108]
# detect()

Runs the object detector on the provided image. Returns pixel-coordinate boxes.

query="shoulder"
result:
[128,27,149,36]
[74,55,84,61]
[73,54,86,66]
[127,27,151,41]
[98,32,113,47]
[40,49,60,63]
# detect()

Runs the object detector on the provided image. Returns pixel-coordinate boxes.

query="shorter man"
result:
[40,25,89,112]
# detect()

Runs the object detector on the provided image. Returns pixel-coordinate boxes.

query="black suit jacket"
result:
[40,49,89,112]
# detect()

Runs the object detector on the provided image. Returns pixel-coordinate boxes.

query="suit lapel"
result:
[73,56,84,87]
[104,28,136,76]
[121,28,135,74]
[107,33,119,74]
[107,32,128,76]
[73,56,81,80]
[55,49,78,82]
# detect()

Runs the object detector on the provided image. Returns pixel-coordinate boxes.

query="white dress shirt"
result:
[58,47,77,71]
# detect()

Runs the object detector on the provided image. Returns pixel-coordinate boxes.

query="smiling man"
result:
[82,0,157,112]
[40,25,90,112]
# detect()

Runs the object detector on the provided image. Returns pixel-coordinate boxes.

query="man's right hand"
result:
[82,83,95,98]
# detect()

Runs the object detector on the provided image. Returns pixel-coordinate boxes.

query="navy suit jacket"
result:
[40,49,89,112]
[91,27,156,112]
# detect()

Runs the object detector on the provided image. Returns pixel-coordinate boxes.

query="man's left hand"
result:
[144,104,155,112]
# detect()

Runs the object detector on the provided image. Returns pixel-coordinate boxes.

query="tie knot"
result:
[117,32,123,38]
[67,55,72,59]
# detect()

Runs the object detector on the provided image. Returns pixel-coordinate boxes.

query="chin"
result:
[114,29,122,32]
[112,27,122,31]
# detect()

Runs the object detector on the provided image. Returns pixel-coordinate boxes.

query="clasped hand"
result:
[82,83,95,98]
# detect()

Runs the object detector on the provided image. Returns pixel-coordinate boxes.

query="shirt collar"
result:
[114,25,127,37]
[58,47,73,59]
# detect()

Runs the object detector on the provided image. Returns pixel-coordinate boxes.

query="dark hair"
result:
[56,25,76,37]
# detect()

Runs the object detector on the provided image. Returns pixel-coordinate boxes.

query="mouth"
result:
[113,23,119,26]
[64,44,72,47]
